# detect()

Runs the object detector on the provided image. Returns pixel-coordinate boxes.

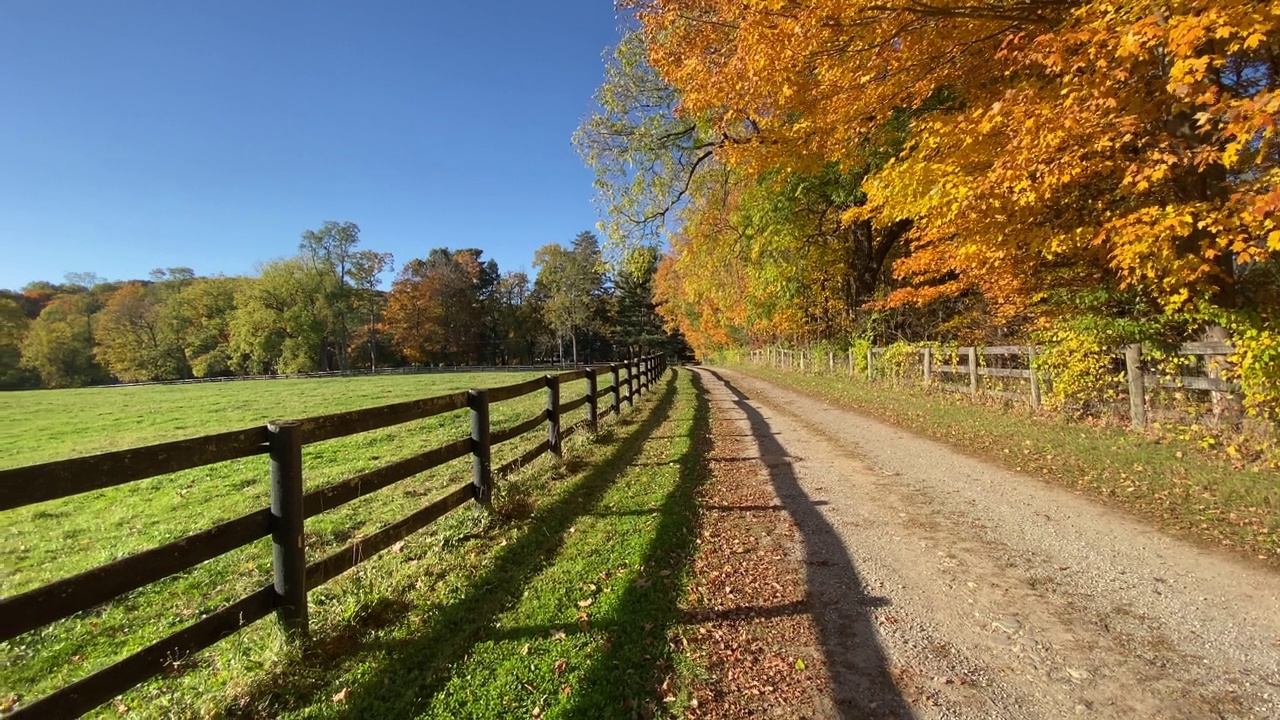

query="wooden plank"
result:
[304,483,475,590]
[981,345,1028,355]
[595,384,615,399]
[0,426,268,512]
[495,439,551,477]
[299,391,469,444]
[1146,374,1240,392]
[977,367,1032,378]
[491,411,548,446]
[486,376,547,403]
[0,507,271,643]
[560,395,589,414]
[934,364,964,373]
[301,438,471,519]
[10,585,275,718]
[557,369,590,382]
[1177,342,1233,356]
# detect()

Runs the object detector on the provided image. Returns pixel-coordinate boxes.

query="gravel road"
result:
[696,367,1280,719]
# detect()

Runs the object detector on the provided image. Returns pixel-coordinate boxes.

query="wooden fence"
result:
[0,354,668,717]
[97,362,604,389]
[753,342,1239,431]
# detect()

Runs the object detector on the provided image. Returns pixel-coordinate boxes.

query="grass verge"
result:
[220,366,710,719]
[732,364,1280,564]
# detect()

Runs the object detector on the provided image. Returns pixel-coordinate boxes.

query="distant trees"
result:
[533,231,608,363]
[2,223,688,388]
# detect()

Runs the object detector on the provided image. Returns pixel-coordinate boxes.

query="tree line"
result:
[0,222,688,389]
[576,1,1279,420]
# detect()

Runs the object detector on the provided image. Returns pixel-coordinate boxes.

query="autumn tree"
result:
[384,248,493,365]
[94,281,190,382]
[19,295,106,387]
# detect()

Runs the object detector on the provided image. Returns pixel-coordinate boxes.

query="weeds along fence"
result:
[0,354,667,717]
[752,343,1245,432]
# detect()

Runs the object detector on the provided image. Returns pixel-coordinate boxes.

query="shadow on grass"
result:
[226,372,682,718]
[702,369,915,720]
[560,368,711,718]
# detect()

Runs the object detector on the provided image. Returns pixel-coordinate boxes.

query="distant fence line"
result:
[0,354,668,717]
[98,362,598,389]
[751,342,1241,431]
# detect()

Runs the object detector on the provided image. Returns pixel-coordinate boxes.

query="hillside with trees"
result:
[0,223,689,389]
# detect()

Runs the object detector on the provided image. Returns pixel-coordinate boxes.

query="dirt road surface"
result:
[695,367,1280,719]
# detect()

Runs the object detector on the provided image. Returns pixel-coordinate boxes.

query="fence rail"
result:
[755,342,1242,431]
[0,354,668,717]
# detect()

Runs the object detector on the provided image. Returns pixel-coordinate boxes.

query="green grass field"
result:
[1,368,696,717]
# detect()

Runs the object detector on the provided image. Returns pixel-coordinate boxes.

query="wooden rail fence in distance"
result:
[0,354,668,717]
[757,342,1239,431]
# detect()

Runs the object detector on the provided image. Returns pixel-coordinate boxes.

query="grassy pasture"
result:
[0,369,613,713]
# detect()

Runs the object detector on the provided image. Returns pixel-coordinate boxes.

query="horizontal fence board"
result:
[558,369,590,382]
[933,364,966,373]
[981,345,1028,355]
[299,391,469,444]
[12,585,275,719]
[486,376,548,403]
[1177,342,1233,356]
[1146,374,1239,392]
[301,438,472,519]
[495,439,551,477]
[305,482,475,590]
[560,395,590,414]
[0,426,268,512]
[978,367,1032,378]
[0,508,271,643]
[491,411,548,446]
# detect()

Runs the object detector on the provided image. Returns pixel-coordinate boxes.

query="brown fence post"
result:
[866,347,874,380]
[546,375,562,459]
[1027,346,1042,410]
[469,389,492,505]
[922,347,932,386]
[267,420,308,638]
[967,347,979,396]
[1124,344,1147,430]
[610,363,621,417]
[586,368,598,433]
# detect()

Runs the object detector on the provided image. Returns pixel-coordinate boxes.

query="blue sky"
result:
[0,1,625,290]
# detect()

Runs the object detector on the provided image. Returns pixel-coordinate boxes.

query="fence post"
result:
[586,368,598,434]
[866,347,874,380]
[610,363,621,417]
[627,360,636,406]
[848,349,854,376]
[967,347,979,396]
[1124,344,1147,430]
[469,389,491,504]
[546,375,562,459]
[922,347,932,386]
[1027,346,1042,410]
[267,420,308,638]
[828,350,834,373]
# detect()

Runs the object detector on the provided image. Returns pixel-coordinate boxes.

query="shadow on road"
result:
[701,368,915,720]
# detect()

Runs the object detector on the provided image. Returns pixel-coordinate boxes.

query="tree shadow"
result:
[227,372,682,718]
[700,369,916,720]
[559,368,712,718]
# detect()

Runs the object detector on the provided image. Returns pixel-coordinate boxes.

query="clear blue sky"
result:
[0,1,625,291]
